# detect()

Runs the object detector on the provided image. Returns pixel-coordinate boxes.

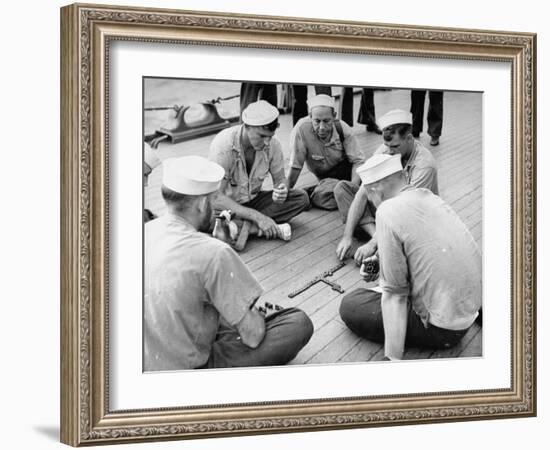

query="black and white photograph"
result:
[143,79,483,371]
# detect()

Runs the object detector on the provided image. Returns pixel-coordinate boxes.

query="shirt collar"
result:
[400,183,416,193]
[403,141,419,170]
[232,124,246,154]
[165,211,197,231]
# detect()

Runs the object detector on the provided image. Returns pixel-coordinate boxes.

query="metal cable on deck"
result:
[144,94,240,111]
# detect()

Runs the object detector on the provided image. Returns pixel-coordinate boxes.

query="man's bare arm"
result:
[336,187,377,260]
[271,168,287,190]
[381,292,409,360]
[343,187,371,239]
[286,167,302,189]
[236,307,266,348]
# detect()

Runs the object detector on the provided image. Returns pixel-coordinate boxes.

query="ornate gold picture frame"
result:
[60,3,536,446]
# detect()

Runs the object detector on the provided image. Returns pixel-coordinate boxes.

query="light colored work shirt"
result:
[209,124,285,204]
[376,186,481,330]
[289,117,365,178]
[375,140,439,194]
[144,213,264,371]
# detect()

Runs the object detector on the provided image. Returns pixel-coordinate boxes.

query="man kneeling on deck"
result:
[335,109,438,264]
[144,156,313,370]
[339,154,481,360]
[286,94,365,210]
[209,100,310,249]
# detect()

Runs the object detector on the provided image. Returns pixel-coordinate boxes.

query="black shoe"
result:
[366,125,382,135]
[430,136,440,146]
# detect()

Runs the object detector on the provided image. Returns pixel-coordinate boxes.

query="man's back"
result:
[144,213,263,370]
[376,187,481,330]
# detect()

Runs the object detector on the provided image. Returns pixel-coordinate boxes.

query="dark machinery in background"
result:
[144,85,364,149]
[145,94,241,149]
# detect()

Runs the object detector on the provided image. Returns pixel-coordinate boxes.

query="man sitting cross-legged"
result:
[209,100,310,250]
[144,156,313,370]
[339,154,481,360]
[334,109,439,264]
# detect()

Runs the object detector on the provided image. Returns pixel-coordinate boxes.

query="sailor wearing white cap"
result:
[144,155,313,371]
[287,94,365,211]
[334,108,439,264]
[410,89,444,146]
[144,142,161,186]
[339,153,481,360]
[143,142,163,222]
[209,100,310,250]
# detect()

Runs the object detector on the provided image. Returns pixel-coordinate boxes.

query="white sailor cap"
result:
[144,143,161,171]
[307,94,336,111]
[241,100,279,126]
[377,109,413,130]
[162,156,225,195]
[356,154,403,185]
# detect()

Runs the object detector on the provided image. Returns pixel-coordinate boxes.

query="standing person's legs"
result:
[240,83,261,113]
[292,84,308,125]
[259,83,278,108]
[410,90,427,137]
[240,83,278,113]
[357,88,380,133]
[338,87,354,127]
[427,90,443,142]
[339,289,470,351]
[314,85,332,96]
[206,307,314,368]
[244,189,310,223]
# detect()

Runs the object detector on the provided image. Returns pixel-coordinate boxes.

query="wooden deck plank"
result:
[258,255,357,308]
[307,328,363,364]
[291,319,348,365]
[338,338,383,363]
[258,234,344,291]
[246,213,343,274]
[290,267,364,313]
[241,208,333,263]
[459,327,483,358]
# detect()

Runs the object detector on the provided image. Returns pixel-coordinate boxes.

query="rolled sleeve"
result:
[376,207,410,297]
[341,124,364,166]
[410,165,439,194]
[203,244,264,326]
[289,126,307,170]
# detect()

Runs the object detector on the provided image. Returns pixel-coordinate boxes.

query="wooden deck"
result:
[145,86,483,364]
